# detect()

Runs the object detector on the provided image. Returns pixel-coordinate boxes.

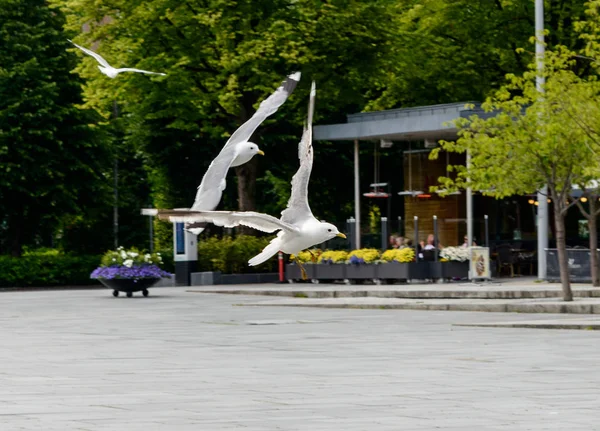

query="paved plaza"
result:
[1,287,599,430]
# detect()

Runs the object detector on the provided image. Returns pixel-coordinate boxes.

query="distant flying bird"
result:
[68,40,167,78]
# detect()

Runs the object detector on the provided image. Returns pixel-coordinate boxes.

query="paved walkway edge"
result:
[238,300,600,314]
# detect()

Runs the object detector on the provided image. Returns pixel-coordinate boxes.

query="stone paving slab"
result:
[2,288,600,430]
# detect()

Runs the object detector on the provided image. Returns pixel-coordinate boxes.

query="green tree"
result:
[367,0,588,111]
[431,47,600,301]
[0,0,110,256]
[55,0,399,233]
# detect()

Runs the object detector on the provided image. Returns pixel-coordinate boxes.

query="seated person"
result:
[424,234,443,250]
[461,235,477,247]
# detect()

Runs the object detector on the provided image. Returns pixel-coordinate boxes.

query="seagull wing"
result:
[68,39,111,67]
[224,71,301,151]
[281,81,316,226]
[155,209,299,234]
[115,68,167,76]
[191,71,301,211]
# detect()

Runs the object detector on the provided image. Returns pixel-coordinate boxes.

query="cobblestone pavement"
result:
[1,287,599,430]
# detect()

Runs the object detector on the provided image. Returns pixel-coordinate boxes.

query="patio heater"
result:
[398,143,424,197]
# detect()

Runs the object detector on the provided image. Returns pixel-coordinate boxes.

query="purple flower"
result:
[90,264,172,281]
[349,255,365,265]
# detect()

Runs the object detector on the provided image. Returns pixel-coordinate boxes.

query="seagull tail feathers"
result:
[185,222,208,236]
[186,227,205,236]
[248,238,281,267]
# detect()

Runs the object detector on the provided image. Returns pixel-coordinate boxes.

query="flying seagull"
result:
[182,71,301,235]
[68,39,166,78]
[150,82,346,278]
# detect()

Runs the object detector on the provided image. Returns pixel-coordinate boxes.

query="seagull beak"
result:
[257,150,265,156]
[336,233,347,239]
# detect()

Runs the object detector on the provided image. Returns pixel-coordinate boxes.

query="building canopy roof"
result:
[313,102,485,142]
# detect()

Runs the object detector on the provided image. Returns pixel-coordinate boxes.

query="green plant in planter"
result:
[319,250,349,264]
[381,248,415,263]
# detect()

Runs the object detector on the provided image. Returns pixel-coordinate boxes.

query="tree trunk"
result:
[235,157,258,235]
[9,217,23,257]
[553,205,573,301]
[589,198,599,287]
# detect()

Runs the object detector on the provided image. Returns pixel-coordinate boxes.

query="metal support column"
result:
[414,216,419,262]
[535,0,548,280]
[381,217,388,251]
[433,215,439,262]
[354,140,361,249]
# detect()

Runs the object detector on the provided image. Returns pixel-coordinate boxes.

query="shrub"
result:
[347,248,380,264]
[381,248,415,263]
[198,235,278,273]
[319,250,349,264]
[0,250,100,287]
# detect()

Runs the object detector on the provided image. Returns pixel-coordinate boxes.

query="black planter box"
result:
[314,264,346,281]
[429,261,470,280]
[546,249,600,283]
[285,263,318,281]
[377,262,411,279]
[99,277,161,297]
[345,263,378,279]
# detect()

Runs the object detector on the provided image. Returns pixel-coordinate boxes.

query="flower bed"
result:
[285,246,472,284]
[91,247,172,297]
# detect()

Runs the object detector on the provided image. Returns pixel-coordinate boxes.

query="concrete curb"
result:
[453,322,600,330]
[236,297,600,314]
[189,288,600,300]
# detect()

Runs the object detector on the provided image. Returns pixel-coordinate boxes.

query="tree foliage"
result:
[55,0,399,237]
[431,46,600,300]
[0,0,110,256]
[366,0,588,111]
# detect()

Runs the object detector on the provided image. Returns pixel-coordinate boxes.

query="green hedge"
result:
[0,252,101,287]
[198,235,277,274]
[0,237,273,287]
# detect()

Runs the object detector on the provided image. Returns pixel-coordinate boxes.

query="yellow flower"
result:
[319,250,349,263]
[290,249,321,263]
[381,248,415,263]
[348,248,380,263]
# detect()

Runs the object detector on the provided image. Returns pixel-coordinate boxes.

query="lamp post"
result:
[147,203,154,253]
[112,100,119,249]
[535,0,548,280]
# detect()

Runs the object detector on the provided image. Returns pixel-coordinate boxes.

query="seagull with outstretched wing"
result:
[183,71,301,235]
[148,82,346,277]
[68,40,167,78]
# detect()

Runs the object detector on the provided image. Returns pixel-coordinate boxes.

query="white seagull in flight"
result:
[68,40,167,78]
[182,71,301,235]
[151,81,346,278]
